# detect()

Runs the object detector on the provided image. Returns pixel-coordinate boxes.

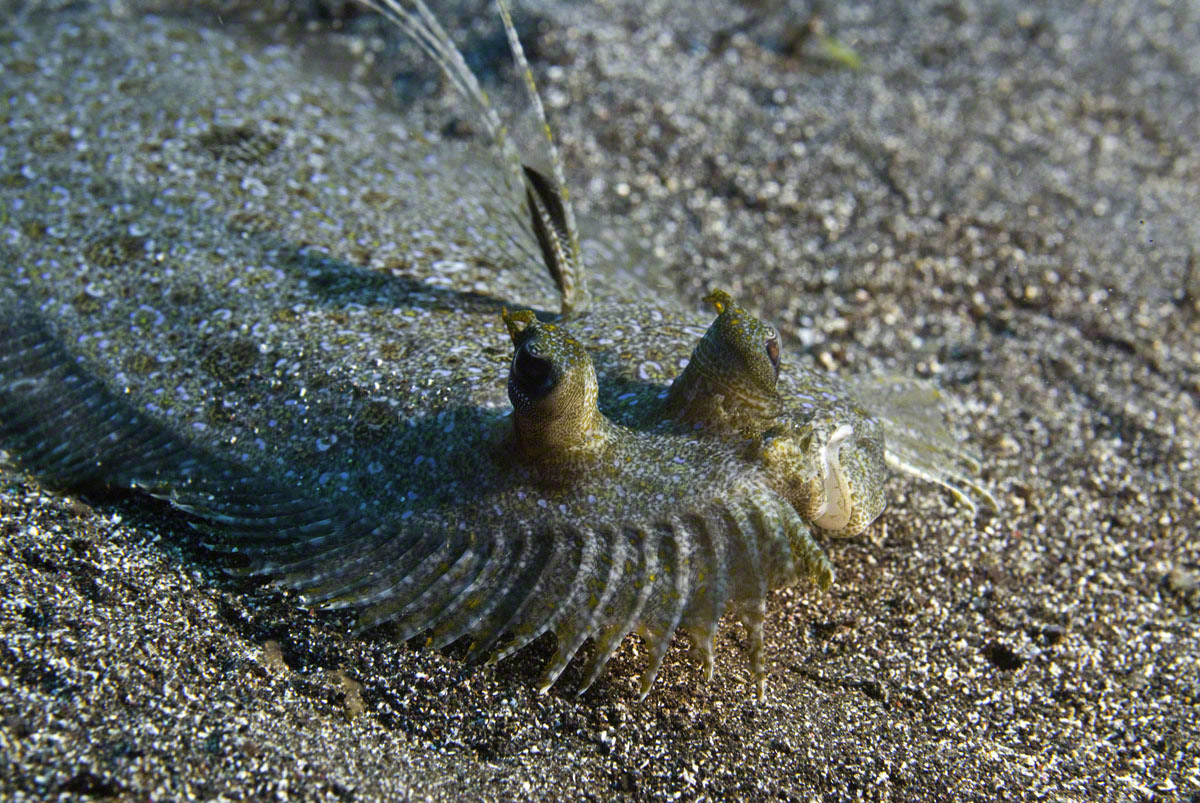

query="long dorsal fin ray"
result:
[497,0,588,315]
[524,164,576,303]
[360,0,589,317]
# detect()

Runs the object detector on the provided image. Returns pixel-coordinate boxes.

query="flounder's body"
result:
[0,2,990,696]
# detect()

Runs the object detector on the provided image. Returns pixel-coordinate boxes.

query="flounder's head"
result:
[662,289,783,436]
[502,309,610,461]
[666,290,888,537]
[493,308,834,698]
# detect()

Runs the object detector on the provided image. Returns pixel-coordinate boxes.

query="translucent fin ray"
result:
[840,373,999,514]
[498,0,587,314]
[359,0,588,316]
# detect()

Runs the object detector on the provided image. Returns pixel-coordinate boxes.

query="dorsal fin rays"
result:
[362,0,589,317]
[358,2,535,284]
[498,0,588,315]
[363,2,525,199]
[524,164,578,309]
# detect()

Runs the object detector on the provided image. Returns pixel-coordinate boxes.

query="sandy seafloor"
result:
[1,0,1198,799]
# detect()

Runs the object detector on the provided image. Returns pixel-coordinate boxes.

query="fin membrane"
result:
[840,372,999,514]
[362,0,588,315]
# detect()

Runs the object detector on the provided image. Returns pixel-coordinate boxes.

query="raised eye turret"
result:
[661,289,784,437]
[658,290,888,538]
[502,309,613,463]
[511,341,554,400]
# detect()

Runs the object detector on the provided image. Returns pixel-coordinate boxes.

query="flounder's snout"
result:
[760,415,888,537]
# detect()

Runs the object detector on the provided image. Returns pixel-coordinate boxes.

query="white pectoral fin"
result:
[813,424,854,531]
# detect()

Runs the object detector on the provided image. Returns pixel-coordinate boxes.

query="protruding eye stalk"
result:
[501,309,612,463]
[503,309,558,413]
[659,290,887,537]
[663,288,784,436]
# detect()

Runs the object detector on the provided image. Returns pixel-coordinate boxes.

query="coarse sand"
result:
[1,1,1197,799]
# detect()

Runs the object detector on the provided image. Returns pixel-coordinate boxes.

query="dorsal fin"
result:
[497,0,588,316]
[361,2,526,200]
[360,1,589,317]
[524,164,579,307]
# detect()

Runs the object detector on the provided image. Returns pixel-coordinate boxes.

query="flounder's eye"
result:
[513,343,554,397]
[765,334,780,377]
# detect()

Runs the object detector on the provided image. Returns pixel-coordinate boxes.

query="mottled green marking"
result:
[0,1,994,698]
[663,289,784,437]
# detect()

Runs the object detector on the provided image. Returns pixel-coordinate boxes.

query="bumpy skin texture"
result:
[0,294,832,698]
[662,289,783,437]
[654,289,890,538]
[503,310,613,461]
[0,3,988,697]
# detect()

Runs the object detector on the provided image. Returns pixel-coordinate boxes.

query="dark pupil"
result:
[765,337,780,374]
[514,345,553,394]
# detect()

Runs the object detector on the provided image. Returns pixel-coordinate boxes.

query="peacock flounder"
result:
[0,0,994,698]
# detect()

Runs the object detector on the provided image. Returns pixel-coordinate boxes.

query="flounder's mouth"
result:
[812,424,855,531]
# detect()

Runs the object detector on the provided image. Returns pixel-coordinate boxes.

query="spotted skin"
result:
[0,2,991,697]
[634,288,891,539]
[660,289,782,436]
